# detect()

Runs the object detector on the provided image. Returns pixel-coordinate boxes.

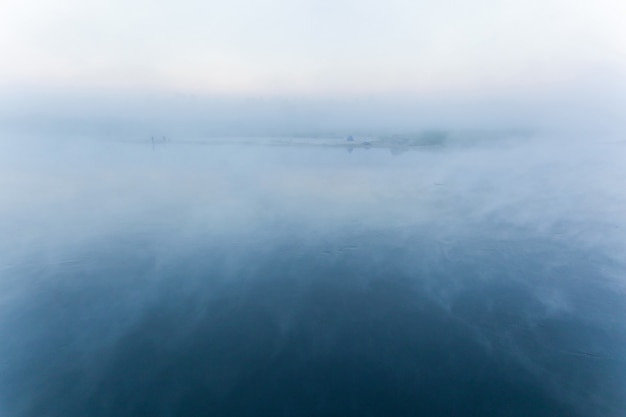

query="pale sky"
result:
[1,0,625,95]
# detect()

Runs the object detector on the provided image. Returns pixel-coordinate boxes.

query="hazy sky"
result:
[1,0,625,95]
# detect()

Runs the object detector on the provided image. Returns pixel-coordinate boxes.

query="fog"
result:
[2,0,626,414]
[1,77,626,139]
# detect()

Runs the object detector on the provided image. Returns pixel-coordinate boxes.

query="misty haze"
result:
[1,1,626,416]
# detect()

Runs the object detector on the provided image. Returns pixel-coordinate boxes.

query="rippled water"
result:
[1,134,625,416]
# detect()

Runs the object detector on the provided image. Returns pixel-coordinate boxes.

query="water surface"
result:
[1,134,625,416]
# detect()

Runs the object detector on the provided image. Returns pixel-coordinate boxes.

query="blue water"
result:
[1,135,625,416]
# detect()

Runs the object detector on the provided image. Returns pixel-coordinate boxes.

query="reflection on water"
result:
[1,135,625,417]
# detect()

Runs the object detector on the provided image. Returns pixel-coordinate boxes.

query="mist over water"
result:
[2,0,626,413]
[1,132,625,417]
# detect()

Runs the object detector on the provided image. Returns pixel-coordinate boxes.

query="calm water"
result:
[1,134,625,416]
